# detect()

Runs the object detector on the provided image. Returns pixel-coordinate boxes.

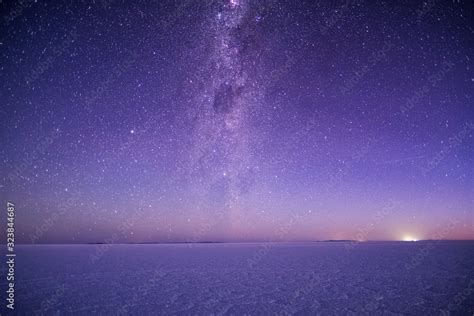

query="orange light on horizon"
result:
[402,235,418,242]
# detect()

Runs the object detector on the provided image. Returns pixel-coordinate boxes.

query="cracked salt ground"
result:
[4,242,474,315]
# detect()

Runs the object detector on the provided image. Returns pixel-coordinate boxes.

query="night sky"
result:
[1,0,473,244]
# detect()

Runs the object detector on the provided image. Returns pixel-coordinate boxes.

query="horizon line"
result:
[5,239,474,245]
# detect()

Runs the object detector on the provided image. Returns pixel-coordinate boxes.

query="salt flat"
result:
[7,241,474,315]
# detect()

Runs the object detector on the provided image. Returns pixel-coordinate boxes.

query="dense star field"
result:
[0,0,473,243]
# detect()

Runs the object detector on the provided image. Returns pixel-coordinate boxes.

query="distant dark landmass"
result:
[321,240,359,243]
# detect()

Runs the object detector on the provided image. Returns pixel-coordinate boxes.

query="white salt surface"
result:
[7,241,474,315]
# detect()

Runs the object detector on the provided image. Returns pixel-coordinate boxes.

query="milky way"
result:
[188,0,265,236]
[0,0,472,243]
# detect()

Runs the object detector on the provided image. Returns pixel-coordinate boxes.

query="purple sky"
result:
[1,0,473,243]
